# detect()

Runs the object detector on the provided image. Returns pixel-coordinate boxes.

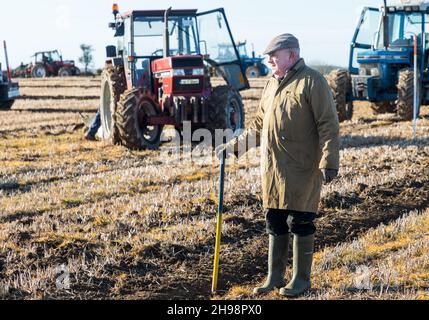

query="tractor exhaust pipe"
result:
[3,41,12,82]
[383,0,389,49]
[164,7,172,58]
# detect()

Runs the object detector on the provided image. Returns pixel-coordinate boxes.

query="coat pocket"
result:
[277,138,317,170]
[277,92,305,142]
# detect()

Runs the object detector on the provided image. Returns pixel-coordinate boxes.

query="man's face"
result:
[267,49,296,79]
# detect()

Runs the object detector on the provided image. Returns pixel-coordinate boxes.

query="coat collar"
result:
[277,58,306,87]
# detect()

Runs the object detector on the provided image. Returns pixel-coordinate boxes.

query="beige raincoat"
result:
[231,59,340,213]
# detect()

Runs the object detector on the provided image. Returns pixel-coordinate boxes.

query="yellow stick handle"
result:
[211,210,223,293]
[212,153,225,294]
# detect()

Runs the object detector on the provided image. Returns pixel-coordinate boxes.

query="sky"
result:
[0,0,397,70]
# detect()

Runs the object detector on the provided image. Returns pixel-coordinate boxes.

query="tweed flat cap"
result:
[263,33,300,55]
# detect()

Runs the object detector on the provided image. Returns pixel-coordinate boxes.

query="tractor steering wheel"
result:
[152,49,164,57]
[151,48,180,57]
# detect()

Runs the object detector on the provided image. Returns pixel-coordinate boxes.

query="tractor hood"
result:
[357,49,411,64]
[245,56,265,63]
[63,60,75,66]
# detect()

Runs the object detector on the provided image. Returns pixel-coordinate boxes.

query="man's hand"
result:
[322,169,338,184]
[215,143,236,161]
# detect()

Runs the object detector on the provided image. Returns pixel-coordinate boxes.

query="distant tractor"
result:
[100,4,250,150]
[0,41,20,110]
[20,50,81,78]
[237,41,270,78]
[12,62,32,78]
[327,1,429,121]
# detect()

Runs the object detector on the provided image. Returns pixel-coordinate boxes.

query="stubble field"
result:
[0,76,428,300]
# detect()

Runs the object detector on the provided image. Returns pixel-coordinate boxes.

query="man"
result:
[216,34,340,297]
[84,109,101,141]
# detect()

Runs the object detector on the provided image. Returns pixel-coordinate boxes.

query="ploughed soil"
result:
[139,168,429,300]
[6,166,425,300]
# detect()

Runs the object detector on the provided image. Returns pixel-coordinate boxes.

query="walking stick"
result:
[212,151,226,294]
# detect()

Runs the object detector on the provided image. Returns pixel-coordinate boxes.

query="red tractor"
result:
[100,5,249,150]
[28,50,80,78]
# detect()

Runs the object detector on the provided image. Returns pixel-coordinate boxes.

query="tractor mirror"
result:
[106,45,117,58]
[217,13,223,29]
[199,40,208,55]
[383,15,389,48]
[114,22,125,37]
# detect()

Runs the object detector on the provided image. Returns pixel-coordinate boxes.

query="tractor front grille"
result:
[172,58,203,68]
[173,77,204,93]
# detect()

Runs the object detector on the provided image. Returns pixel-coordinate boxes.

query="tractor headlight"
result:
[173,69,186,76]
[192,68,204,76]
[370,68,380,77]
[173,68,204,76]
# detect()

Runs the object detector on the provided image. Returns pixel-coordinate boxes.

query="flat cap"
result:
[263,33,300,55]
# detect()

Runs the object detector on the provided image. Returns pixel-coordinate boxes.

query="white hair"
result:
[288,47,301,58]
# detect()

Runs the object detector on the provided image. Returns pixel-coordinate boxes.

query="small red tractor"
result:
[1,41,20,110]
[14,50,80,78]
[100,4,249,150]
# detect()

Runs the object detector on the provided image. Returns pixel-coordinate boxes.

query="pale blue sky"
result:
[2,0,385,69]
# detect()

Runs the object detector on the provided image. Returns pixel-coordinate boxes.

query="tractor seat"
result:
[135,58,151,90]
[390,38,412,47]
[424,33,429,50]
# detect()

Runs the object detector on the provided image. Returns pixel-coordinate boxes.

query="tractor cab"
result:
[107,7,249,92]
[34,51,62,64]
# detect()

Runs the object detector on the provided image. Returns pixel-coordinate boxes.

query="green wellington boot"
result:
[253,234,290,294]
[279,234,314,298]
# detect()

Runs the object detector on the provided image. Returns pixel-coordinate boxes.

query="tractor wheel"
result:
[206,85,245,139]
[0,100,14,110]
[370,101,396,114]
[100,65,127,144]
[345,101,354,121]
[326,69,352,122]
[73,67,81,76]
[397,69,416,121]
[31,64,47,78]
[116,89,163,150]
[58,67,72,77]
[246,66,261,78]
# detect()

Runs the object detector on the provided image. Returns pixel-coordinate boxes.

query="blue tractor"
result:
[0,41,20,110]
[236,41,270,78]
[327,1,428,121]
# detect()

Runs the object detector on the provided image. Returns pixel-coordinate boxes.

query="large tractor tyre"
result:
[246,66,261,78]
[206,85,245,133]
[72,67,81,76]
[370,101,396,114]
[58,67,72,77]
[31,64,47,78]
[206,86,245,148]
[326,69,352,122]
[0,100,14,110]
[397,69,417,121]
[116,89,163,150]
[100,65,127,144]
